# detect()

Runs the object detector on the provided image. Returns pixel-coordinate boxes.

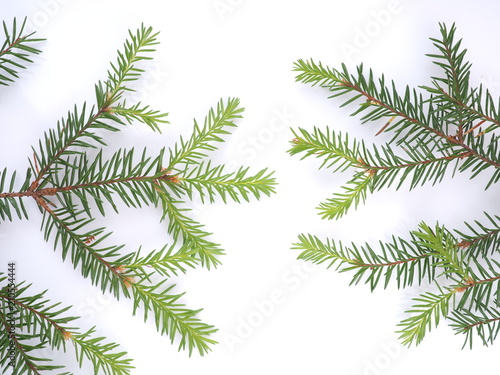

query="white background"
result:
[2,0,500,374]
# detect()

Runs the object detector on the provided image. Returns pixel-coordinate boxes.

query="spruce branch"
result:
[45,147,167,216]
[166,97,243,169]
[449,304,500,348]
[128,277,217,356]
[294,232,439,291]
[115,243,199,279]
[293,58,441,145]
[0,17,43,86]
[113,102,166,133]
[0,276,132,374]
[426,22,472,104]
[40,205,129,299]
[0,168,31,221]
[289,127,360,172]
[0,17,276,373]
[158,190,224,269]
[397,288,456,347]
[291,23,500,347]
[104,24,160,104]
[290,126,469,219]
[182,162,276,204]
[71,327,134,375]
[455,256,500,311]
[30,24,167,196]
[317,171,373,220]
[455,212,500,258]
[422,23,500,138]
[411,222,469,281]
[0,327,62,375]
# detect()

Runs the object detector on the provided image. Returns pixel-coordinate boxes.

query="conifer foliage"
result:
[290,23,500,348]
[0,18,276,374]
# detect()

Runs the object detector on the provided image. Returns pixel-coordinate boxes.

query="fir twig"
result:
[291,22,500,347]
[0,18,276,373]
[0,17,43,86]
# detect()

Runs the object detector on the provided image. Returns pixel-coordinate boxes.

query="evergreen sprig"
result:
[0,17,43,86]
[291,23,500,347]
[166,97,242,169]
[449,303,500,348]
[128,278,218,356]
[294,231,439,291]
[71,327,133,375]
[0,276,133,374]
[0,18,276,374]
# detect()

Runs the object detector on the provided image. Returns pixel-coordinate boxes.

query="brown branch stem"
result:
[0,172,178,200]
[353,253,431,269]
[343,80,443,138]
[0,292,68,337]
[31,106,110,189]
[0,35,25,56]
[464,227,500,249]
[359,151,474,173]
[343,81,500,170]
[463,316,500,332]
[436,87,500,131]
[0,311,43,374]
